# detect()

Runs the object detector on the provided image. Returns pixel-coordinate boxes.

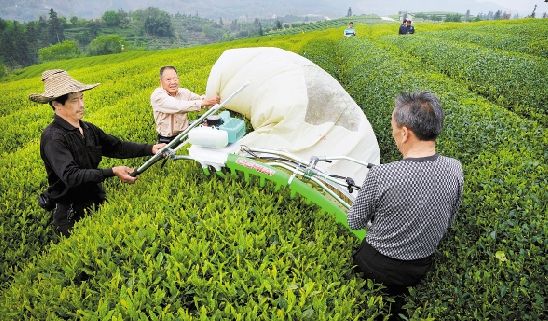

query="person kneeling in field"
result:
[348,92,463,319]
[30,69,165,236]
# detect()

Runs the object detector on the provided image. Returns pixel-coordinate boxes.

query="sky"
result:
[0,0,547,21]
[483,0,545,15]
[351,0,547,17]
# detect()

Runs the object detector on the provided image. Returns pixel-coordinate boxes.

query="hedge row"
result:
[1,167,388,320]
[459,19,548,39]
[379,34,548,125]
[301,36,546,320]
[0,48,224,287]
[0,28,330,289]
[1,30,392,320]
[422,29,548,58]
[1,23,545,320]
[0,79,41,117]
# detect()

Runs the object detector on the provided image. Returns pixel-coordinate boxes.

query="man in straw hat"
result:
[31,69,165,236]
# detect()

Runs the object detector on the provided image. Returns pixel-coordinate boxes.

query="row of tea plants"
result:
[301,30,545,319]
[0,20,545,320]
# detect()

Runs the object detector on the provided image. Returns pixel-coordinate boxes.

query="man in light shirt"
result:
[150,65,220,143]
[344,22,356,37]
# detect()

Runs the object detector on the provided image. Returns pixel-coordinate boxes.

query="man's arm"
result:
[347,168,379,229]
[85,124,165,184]
[150,88,203,114]
[449,165,464,226]
[43,138,114,189]
[90,123,154,159]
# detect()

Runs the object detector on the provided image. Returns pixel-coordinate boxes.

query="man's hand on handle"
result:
[113,166,138,184]
[202,95,220,109]
[152,143,167,155]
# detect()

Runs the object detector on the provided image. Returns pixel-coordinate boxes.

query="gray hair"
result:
[393,92,444,141]
[160,65,177,78]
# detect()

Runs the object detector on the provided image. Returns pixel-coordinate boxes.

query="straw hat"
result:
[29,69,100,104]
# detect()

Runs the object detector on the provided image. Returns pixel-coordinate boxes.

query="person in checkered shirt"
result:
[348,91,463,319]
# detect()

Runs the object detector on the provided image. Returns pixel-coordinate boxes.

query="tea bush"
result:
[0,20,545,320]
[0,165,387,320]
[0,30,336,282]
[423,29,548,58]
[380,35,548,125]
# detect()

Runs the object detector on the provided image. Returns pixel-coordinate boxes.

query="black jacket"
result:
[40,115,153,204]
[399,24,415,35]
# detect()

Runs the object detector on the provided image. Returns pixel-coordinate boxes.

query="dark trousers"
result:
[52,201,100,236]
[157,134,177,144]
[353,240,433,320]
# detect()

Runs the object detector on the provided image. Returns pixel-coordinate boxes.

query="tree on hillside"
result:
[202,25,224,41]
[494,10,502,20]
[16,22,34,64]
[445,13,462,22]
[0,22,18,66]
[88,34,124,55]
[136,7,173,37]
[230,19,240,31]
[89,19,101,37]
[48,9,64,44]
[254,18,263,36]
[38,40,79,62]
[0,21,35,67]
[23,22,41,63]
[38,16,48,42]
[118,10,130,28]
[102,10,121,27]
[102,10,129,28]
[347,7,353,17]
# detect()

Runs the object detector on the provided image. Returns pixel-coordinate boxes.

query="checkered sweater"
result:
[348,154,463,260]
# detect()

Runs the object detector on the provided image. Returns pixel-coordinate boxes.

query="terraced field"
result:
[0,19,546,320]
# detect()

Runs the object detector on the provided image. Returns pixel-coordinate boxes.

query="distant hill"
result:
[0,0,510,22]
[0,0,349,22]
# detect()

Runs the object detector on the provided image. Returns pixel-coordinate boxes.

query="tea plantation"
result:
[0,19,546,320]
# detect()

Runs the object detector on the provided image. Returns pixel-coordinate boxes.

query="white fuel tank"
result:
[188,126,229,149]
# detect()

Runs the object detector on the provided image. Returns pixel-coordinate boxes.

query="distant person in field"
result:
[399,19,415,35]
[150,65,220,143]
[30,69,165,236]
[344,22,356,37]
[398,19,407,34]
[348,92,463,319]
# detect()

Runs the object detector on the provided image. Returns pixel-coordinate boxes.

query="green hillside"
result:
[0,19,546,320]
